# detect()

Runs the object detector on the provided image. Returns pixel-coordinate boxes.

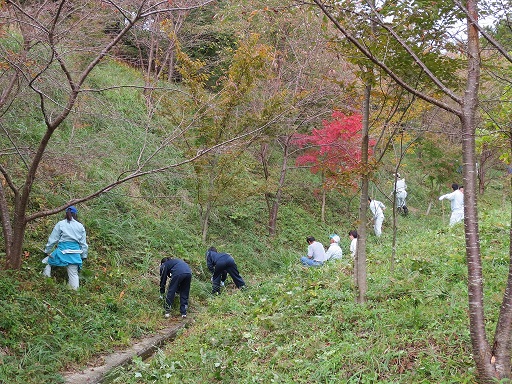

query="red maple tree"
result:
[293,111,374,191]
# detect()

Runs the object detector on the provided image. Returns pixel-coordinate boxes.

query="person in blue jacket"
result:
[43,206,88,290]
[206,246,245,294]
[159,257,192,318]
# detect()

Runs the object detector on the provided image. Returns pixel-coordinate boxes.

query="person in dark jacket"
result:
[159,257,192,318]
[206,247,245,294]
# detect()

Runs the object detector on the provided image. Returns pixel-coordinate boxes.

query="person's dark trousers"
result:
[212,255,245,293]
[165,273,192,315]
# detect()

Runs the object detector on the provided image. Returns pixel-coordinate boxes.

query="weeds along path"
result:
[63,321,187,384]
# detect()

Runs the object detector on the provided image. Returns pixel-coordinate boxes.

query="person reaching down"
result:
[206,247,246,294]
[160,257,192,318]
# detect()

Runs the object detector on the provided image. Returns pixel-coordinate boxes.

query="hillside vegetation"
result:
[1,44,509,384]
[4,179,509,383]
[106,192,510,384]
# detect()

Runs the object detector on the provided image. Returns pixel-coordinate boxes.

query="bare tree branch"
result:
[310,0,462,116]
[25,113,287,222]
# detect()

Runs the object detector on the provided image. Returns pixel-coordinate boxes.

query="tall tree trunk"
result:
[3,195,28,269]
[355,82,371,304]
[268,200,278,236]
[461,1,500,380]
[261,139,291,237]
[391,180,397,273]
[268,152,288,236]
[390,135,409,272]
[477,145,491,195]
[0,181,13,267]
[462,114,493,380]
[268,156,288,236]
[200,200,211,244]
[490,124,512,379]
[3,119,58,269]
[200,168,216,243]
[321,172,326,223]
[260,143,277,236]
[6,223,26,270]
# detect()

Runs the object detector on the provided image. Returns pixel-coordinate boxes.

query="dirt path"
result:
[63,320,187,384]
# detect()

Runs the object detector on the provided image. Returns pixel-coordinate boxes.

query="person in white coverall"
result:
[393,173,408,215]
[368,197,385,237]
[439,183,464,226]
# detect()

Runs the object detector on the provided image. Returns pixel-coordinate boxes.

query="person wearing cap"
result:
[206,247,246,294]
[325,234,343,261]
[301,236,327,267]
[393,173,408,215]
[348,230,358,258]
[368,197,386,237]
[439,183,464,226]
[42,206,88,290]
[159,257,192,318]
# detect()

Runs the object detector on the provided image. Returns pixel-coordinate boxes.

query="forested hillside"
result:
[1,0,512,382]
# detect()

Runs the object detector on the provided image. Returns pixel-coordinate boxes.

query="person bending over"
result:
[160,257,192,318]
[368,197,386,237]
[206,247,246,294]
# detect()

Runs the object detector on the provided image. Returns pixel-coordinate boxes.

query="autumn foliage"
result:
[293,112,374,190]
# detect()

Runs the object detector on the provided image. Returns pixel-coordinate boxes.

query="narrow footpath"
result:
[63,321,187,384]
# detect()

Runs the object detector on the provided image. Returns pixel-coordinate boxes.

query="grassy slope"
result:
[1,59,510,383]
[102,210,489,383]
[107,196,511,384]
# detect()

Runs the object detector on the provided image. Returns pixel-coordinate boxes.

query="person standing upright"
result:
[159,257,192,318]
[348,230,358,259]
[393,173,408,215]
[439,183,464,226]
[43,206,88,290]
[368,197,386,237]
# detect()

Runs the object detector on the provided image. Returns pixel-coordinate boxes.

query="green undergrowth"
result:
[105,199,511,384]
[1,56,511,383]
[1,192,510,383]
[0,187,333,384]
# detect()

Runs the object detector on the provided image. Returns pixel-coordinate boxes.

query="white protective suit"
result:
[439,189,464,226]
